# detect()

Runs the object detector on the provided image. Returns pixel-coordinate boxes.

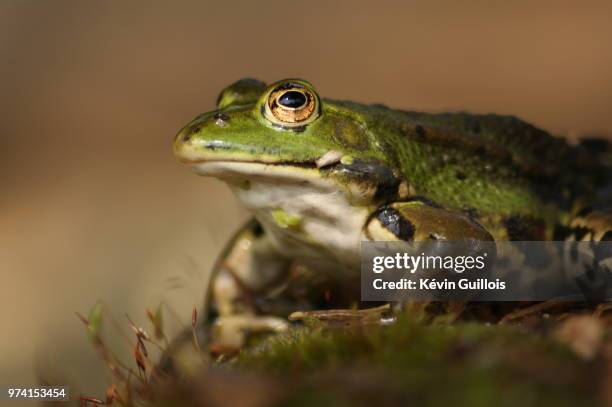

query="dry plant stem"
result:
[499,300,566,324]
[191,307,201,352]
[102,341,146,385]
[80,395,105,405]
[191,307,210,364]
[290,304,391,325]
[125,314,171,384]
[594,302,612,318]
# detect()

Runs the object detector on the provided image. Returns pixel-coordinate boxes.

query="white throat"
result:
[194,161,371,273]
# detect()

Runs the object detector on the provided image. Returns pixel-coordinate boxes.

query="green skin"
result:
[171,78,611,350]
[175,78,605,234]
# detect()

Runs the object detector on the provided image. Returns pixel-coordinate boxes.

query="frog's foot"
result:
[289,304,394,328]
[211,314,289,353]
[564,207,612,301]
[156,314,289,374]
[209,314,289,351]
[569,206,612,242]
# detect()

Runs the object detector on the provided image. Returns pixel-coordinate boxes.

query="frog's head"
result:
[174,78,399,204]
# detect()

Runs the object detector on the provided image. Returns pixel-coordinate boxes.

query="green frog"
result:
[173,78,611,351]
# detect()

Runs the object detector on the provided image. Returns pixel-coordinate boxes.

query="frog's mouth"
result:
[190,160,328,185]
[180,148,351,184]
[188,157,401,205]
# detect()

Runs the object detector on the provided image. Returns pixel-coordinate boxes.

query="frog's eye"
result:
[263,83,319,128]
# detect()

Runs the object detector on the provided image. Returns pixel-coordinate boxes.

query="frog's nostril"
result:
[175,126,194,145]
[214,112,230,127]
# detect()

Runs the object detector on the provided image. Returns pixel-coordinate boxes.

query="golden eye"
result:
[264,83,319,128]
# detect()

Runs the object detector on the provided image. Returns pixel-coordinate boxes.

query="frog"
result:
[171,78,612,354]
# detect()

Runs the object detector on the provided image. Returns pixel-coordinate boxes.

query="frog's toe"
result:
[570,207,612,241]
[212,314,290,349]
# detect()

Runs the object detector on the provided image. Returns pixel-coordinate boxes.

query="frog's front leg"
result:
[207,219,292,349]
[362,200,493,314]
[156,219,291,374]
[365,200,493,242]
[298,200,492,326]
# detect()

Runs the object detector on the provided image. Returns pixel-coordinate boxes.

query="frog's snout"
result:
[174,109,235,154]
[173,111,237,163]
[173,125,194,162]
[174,122,215,163]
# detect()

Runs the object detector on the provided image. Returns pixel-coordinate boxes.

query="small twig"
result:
[191,307,201,351]
[593,302,612,318]
[499,300,565,324]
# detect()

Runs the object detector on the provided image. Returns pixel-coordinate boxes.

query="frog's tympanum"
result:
[173,78,612,351]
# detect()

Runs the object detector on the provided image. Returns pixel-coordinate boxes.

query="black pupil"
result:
[278,91,307,108]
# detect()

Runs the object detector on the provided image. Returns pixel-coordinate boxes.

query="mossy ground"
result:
[236,316,601,407]
[75,303,612,407]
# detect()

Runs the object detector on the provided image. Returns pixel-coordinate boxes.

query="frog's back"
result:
[362,105,610,220]
[397,111,598,180]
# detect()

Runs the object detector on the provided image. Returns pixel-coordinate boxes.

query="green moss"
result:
[238,316,600,407]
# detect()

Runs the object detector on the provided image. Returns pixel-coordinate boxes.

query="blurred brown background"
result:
[1,0,612,397]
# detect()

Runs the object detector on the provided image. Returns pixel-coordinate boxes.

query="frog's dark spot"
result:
[573,227,591,241]
[415,125,426,137]
[455,171,467,181]
[602,231,612,241]
[252,221,265,238]
[553,224,577,241]
[428,233,441,240]
[374,181,400,203]
[332,159,400,201]
[576,204,612,218]
[335,160,399,201]
[182,132,192,142]
[463,208,479,219]
[377,207,415,241]
[189,123,203,133]
[504,216,546,240]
